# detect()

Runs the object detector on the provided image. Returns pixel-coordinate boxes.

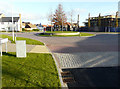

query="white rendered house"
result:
[0,14,22,32]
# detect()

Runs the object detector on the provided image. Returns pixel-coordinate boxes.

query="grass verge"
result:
[39,32,95,37]
[2,52,61,87]
[45,31,77,33]
[0,34,44,45]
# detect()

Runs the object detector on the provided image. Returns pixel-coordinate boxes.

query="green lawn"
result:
[2,52,61,88]
[0,34,44,45]
[39,32,95,37]
[80,33,95,36]
[46,31,77,33]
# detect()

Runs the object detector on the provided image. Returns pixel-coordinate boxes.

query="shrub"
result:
[32,29,39,31]
[22,28,25,31]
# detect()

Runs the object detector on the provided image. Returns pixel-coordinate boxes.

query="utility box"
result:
[16,40,26,58]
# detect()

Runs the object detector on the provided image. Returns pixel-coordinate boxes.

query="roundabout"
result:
[39,31,95,37]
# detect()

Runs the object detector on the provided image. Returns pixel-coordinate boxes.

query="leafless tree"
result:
[47,9,54,32]
[54,4,67,31]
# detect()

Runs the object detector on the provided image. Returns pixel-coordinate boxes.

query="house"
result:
[0,13,22,32]
[45,24,54,31]
[83,14,120,32]
[22,22,26,28]
[36,23,44,31]
[53,22,72,31]
[24,23,37,31]
[22,22,38,31]
[0,13,5,18]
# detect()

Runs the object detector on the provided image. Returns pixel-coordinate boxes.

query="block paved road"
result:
[1,32,120,88]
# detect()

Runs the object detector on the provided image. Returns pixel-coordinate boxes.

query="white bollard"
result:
[16,40,26,58]
[5,43,7,53]
[0,44,2,56]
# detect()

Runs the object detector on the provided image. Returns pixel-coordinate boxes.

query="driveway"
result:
[2,32,120,88]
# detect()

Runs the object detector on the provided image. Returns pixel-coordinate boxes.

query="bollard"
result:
[15,34,17,42]
[79,32,81,37]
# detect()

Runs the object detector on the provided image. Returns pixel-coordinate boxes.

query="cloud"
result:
[73,8,87,14]
[104,11,116,15]
[0,1,12,16]
[0,1,47,24]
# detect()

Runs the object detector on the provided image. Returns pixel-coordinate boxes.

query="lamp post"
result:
[12,0,14,41]
[62,15,63,32]
[51,15,53,32]
[109,20,111,32]
[115,11,118,32]
[108,18,113,32]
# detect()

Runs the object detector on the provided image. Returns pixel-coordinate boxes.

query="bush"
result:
[22,28,25,31]
[32,29,39,31]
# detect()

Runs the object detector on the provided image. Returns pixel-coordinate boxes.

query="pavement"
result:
[1,41,50,53]
[1,32,120,88]
[55,52,118,69]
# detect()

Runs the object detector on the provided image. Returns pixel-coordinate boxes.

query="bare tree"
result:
[68,10,74,30]
[54,4,67,31]
[48,9,54,32]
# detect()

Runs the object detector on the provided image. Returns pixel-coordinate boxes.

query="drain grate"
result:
[61,71,71,77]
[63,77,75,83]
[61,71,75,83]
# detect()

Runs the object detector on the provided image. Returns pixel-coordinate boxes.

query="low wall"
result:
[42,32,80,36]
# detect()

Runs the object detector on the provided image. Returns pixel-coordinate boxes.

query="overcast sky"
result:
[0,0,119,26]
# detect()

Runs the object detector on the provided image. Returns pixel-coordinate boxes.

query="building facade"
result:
[83,15,120,32]
[0,14,22,32]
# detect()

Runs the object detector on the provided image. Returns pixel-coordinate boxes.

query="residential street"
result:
[2,32,120,88]
[0,1,120,88]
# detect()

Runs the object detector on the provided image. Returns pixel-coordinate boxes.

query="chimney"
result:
[19,14,22,31]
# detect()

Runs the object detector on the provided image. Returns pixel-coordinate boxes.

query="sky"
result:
[0,0,119,26]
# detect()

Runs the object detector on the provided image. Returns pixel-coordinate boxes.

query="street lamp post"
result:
[110,18,113,32]
[109,21,110,32]
[51,19,52,32]
[12,0,14,41]
[115,11,118,32]
[62,15,63,32]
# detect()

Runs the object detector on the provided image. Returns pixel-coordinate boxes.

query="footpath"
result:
[2,41,50,53]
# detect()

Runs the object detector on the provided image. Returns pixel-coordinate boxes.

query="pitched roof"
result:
[26,24,37,28]
[1,17,19,22]
[42,25,47,27]
[66,22,71,26]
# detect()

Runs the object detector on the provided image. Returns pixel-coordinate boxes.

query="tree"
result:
[48,9,54,32]
[66,10,74,30]
[54,4,67,31]
[98,13,101,27]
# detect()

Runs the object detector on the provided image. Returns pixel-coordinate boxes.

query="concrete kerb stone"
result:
[42,32,80,36]
[44,43,68,88]
[79,34,96,37]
